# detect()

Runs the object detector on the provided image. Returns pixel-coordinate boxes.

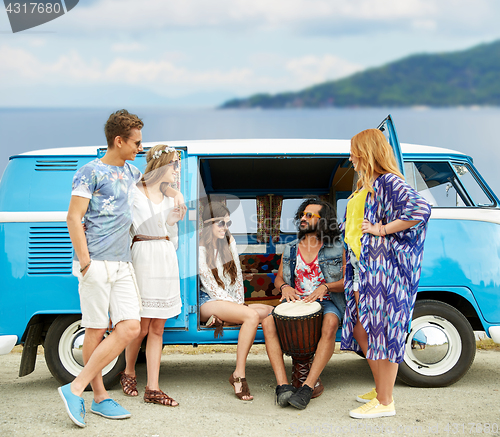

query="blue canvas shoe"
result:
[90,399,131,419]
[58,383,86,427]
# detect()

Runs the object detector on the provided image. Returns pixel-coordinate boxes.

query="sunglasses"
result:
[122,136,142,148]
[301,212,320,219]
[214,219,232,228]
[166,160,179,170]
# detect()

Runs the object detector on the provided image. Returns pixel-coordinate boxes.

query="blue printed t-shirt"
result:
[71,159,142,262]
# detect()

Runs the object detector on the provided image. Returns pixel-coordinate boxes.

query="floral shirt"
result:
[294,249,330,300]
[71,158,142,262]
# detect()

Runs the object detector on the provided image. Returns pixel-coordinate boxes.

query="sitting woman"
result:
[199,202,273,401]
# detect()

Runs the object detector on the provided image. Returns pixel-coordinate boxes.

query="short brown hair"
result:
[104,109,144,148]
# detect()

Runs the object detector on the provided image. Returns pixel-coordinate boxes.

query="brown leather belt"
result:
[131,234,170,248]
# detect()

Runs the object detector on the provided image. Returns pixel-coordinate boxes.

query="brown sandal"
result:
[120,372,138,397]
[206,315,224,339]
[229,373,253,401]
[144,386,179,407]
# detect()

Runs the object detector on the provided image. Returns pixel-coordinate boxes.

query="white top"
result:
[199,239,244,304]
[130,186,178,248]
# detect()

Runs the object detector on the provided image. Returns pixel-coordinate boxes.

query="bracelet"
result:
[80,260,91,273]
[382,225,387,237]
[322,283,329,293]
[279,283,290,292]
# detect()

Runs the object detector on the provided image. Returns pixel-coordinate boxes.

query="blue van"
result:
[1,116,499,389]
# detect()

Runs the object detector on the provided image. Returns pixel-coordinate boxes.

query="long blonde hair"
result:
[141,144,177,189]
[351,129,404,195]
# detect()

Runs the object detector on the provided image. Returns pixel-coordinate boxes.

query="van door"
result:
[377,115,405,177]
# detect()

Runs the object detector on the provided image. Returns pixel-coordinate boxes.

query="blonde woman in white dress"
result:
[120,145,183,407]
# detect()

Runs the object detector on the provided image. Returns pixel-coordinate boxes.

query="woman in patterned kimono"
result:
[341,129,431,419]
[120,145,184,407]
[199,202,273,401]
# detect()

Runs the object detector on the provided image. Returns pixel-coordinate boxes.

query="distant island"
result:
[220,40,500,109]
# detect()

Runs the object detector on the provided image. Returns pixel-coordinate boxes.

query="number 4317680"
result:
[6,3,62,14]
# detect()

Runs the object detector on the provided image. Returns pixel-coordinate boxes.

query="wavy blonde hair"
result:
[141,144,178,189]
[350,129,404,195]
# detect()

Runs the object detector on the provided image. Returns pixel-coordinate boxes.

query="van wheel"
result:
[398,300,476,388]
[44,314,125,390]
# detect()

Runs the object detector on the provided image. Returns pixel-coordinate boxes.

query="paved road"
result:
[0,348,499,436]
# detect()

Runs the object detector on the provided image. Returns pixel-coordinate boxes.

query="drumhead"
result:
[273,300,322,317]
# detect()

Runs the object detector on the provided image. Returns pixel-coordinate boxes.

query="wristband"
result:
[280,283,290,292]
[80,260,91,273]
[323,283,329,293]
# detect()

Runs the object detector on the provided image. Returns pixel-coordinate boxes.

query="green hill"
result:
[220,40,500,108]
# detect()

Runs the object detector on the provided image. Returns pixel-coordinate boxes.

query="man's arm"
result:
[67,196,91,275]
[160,184,187,219]
[275,256,301,302]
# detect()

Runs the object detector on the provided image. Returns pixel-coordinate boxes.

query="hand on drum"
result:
[280,286,301,302]
[302,285,328,303]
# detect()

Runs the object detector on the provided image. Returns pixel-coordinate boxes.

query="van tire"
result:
[398,300,476,388]
[44,314,125,390]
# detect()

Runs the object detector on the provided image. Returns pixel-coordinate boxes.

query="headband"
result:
[152,147,176,160]
[203,217,226,224]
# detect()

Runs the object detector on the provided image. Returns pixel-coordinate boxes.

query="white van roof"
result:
[18,139,466,157]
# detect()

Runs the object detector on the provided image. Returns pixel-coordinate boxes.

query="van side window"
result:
[404,161,495,207]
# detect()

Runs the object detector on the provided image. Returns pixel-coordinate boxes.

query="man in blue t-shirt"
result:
[59,110,144,427]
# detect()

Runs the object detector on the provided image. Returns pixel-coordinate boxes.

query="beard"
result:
[298,221,318,240]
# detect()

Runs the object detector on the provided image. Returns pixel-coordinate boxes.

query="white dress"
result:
[130,186,182,319]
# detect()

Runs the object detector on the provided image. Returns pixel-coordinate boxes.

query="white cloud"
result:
[59,0,500,36]
[0,45,364,98]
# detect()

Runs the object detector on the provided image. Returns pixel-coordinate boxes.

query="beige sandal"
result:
[120,372,138,397]
[144,386,179,407]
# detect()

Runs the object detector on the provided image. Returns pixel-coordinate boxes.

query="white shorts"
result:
[73,260,141,329]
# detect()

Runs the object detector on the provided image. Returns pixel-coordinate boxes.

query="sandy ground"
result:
[0,345,499,437]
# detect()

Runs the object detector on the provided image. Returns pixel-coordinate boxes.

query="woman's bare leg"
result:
[124,318,151,377]
[200,301,260,400]
[144,318,167,391]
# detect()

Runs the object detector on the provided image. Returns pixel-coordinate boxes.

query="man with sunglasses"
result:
[60,109,145,427]
[262,198,345,410]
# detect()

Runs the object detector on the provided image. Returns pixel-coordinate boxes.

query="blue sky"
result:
[1,0,500,107]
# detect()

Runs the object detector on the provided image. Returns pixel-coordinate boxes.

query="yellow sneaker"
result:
[356,387,377,403]
[349,398,396,419]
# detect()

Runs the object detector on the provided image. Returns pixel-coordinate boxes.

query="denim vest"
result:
[281,238,346,316]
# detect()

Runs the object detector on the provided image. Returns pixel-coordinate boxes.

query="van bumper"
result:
[489,327,500,344]
[0,335,18,355]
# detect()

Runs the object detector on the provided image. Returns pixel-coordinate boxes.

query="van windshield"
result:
[404,161,495,207]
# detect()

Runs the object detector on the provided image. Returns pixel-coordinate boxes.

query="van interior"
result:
[198,155,353,313]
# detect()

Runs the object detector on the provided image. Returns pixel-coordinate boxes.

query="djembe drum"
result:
[272,301,323,395]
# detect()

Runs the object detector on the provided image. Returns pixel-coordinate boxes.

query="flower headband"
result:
[152,147,176,160]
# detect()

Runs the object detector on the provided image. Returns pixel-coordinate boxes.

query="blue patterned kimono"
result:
[340,173,431,363]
